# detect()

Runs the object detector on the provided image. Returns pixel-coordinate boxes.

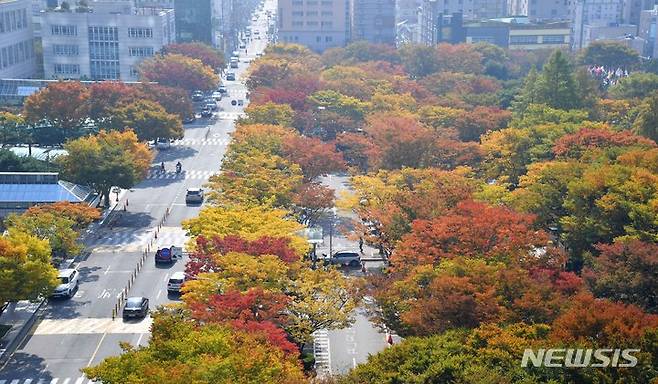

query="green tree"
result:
[0,232,58,303]
[5,211,81,258]
[633,91,658,142]
[579,41,640,69]
[107,100,183,141]
[609,72,658,99]
[0,149,51,172]
[399,44,439,78]
[58,130,153,206]
[0,112,24,143]
[534,50,580,110]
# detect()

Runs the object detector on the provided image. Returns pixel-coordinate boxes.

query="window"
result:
[292,21,304,27]
[307,11,318,16]
[292,0,303,5]
[130,66,140,77]
[292,11,303,17]
[542,35,565,44]
[53,44,79,56]
[54,63,80,75]
[321,21,333,27]
[307,21,318,26]
[510,35,539,44]
[128,27,153,38]
[89,26,119,41]
[129,47,154,57]
[471,36,494,43]
[307,0,318,4]
[321,0,332,5]
[321,11,333,16]
[51,25,77,36]
[325,36,333,42]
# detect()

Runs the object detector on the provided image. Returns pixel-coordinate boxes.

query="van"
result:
[167,271,186,293]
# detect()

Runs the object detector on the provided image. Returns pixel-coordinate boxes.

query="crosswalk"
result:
[0,377,99,384]
[146,169,216,180]
[313,329,332,377]
[34,317,152,335]
[88,227,189,253]
[213,111,246,120]
[171,138,231,146]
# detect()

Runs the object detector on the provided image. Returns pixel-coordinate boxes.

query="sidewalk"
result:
[0,189,128,364]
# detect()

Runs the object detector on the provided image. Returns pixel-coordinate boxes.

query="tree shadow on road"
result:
[0,352,51,381]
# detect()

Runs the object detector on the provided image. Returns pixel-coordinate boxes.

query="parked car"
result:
[218,85,227,94]
[123,297,149,319]
[185,188,204,204]
[192,91,204,102]
[226,72,236,81]
[155,247,173,264]
[205,102,218,111]
[212,91,222,101]
[167,271,186,294]
[239,43,246,49]
[183,114,196,124]
[328,250,361,267]
[156,137,172,149]
[50,269,79,298]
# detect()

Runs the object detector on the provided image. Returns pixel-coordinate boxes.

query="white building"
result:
[572,0,625,50]
[508,0,571,21]
[41,0,175,80]
[0,0,37,78]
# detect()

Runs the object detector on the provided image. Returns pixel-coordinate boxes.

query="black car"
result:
[201,108,213,118]
[226,72,236,81]
[192,91,204,102]
[123,297,149,319]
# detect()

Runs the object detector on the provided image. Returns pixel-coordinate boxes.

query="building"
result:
[173,0,241,53]
[174,0,212,44]
[639,5,658,56]
[421,0,507,21]
[277,0,351,52]
[572,0,625,50]
[0,0,37,78]
[582,23,637,47]
[465,18,571,49]
[0,172,92,219]
[41,1,175,81]
[622,0,657,26]
[352,0,396,44]
[507,0,571,21]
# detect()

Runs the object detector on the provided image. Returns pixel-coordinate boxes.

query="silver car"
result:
[329,250,361,267]
[185,188,204,204]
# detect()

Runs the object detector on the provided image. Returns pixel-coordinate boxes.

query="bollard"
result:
[112,308,115,320]
[123,204,126,212]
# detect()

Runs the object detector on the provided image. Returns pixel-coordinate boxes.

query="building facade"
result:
[352,0,396,44]
[622,0,656,26]
[0,0,37,78]
[421,0,507,21]
[507,0,571,21]
[639,5,658,56]
[572,0,625,50]
[277,0,351,52]
[41,1,175,81]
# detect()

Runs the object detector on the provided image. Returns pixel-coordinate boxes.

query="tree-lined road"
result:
[0,5,273,382]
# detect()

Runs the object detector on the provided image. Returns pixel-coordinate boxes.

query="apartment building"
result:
[639,5,658,56]
[277,0,351,52]
[352,0,396,44]
[0,0,37,78]
[622,0,657,26]
[572,0,625,50]
[421,0,507,21]
[507,0,571,21]
[41,1,175,80]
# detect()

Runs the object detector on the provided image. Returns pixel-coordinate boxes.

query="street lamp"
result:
[112,186,120,202]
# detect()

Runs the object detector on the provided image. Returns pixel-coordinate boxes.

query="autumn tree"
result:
[83,317,306,384]
[282,136,345,180]
[435,43,484,74]
[0,231,59,303]
[87,81,141,123]
[0,111,25,144]
[392,200,549,269]
[584,239,658,313]
[182,204,308,255]
[633,91,658,142]
[23,81,90,140]
[399,44,439,78]
[59,130,152,206]
[106,99,183,141]
[141,84,194,120]
[163,42,225,70]
[240,102,295,126]
[291,182,334,226]
[5,211,81,258]
[24,201,100,230]
[138,54,219,91]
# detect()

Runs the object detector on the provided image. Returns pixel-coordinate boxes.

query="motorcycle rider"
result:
[176,161,182,173]
[160,162,165,173]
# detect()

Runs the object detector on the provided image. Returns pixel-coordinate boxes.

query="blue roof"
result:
[0,182,89,203]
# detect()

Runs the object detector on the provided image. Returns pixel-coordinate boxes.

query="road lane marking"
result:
[62,379,70,384]
[156,289,162,300]
[75,377,85,384]
[9,380,18,384]
[104,266,110,275]
[136,333,145,346]
[163,273,169,282]
[24,380,32,384]
[50,379,58,384]
[87,332,107,367]
[353,357,357,368]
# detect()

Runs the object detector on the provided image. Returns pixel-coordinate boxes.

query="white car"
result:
[156,138,172,149]
[51,269,79,298]
[212,91,222,100]
[167,271,186,293]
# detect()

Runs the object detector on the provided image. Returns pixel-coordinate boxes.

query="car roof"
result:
[126,297,145,305]
[187,188,201,192]
[58,268,76,277]
[333,250,360,256]
[170,271,185,279]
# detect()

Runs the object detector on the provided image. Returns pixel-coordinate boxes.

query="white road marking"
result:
[353,357,357,368]
[156,289,162,300]
[163,273,169,282]
[50,379,58,384]
[87,332,107,367]
[75,377,85,384]
[103,266,110,275]
[136,333,145,346]
[34,318,152,335]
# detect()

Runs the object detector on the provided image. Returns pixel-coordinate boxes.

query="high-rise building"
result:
[352,0,396,44]
[277,0,351,52]
[507,0,571,21]
[639,5,658,56]
[572,0,625,50]
[622,0,656,26]
[41,1,175,80]
[0,0,37,78]
[421,0,507,20]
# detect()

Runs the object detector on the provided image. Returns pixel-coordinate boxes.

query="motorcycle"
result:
[176,164,182,174]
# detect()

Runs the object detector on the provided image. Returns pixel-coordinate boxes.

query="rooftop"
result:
[0,172,92,204]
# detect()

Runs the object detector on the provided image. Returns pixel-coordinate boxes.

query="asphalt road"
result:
[0,4,273,383]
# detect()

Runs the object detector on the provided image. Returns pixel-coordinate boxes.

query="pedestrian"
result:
[359,237,364,253]
[361,262,367,275]
[386,332,394,347]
